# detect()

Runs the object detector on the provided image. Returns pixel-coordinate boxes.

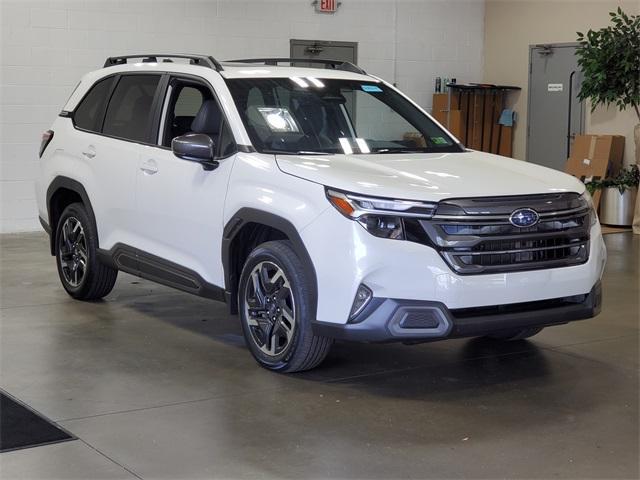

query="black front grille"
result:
[411,193,592,275]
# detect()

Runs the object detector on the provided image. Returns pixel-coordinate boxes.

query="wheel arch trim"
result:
[45,176,97,255]
[222,208,318,317]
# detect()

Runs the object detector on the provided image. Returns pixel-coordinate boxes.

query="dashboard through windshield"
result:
[225,77,464,155]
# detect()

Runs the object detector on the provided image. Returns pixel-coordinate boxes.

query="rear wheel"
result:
[486,327,543,341]
[55,203,117,300]
[238,241,332,373]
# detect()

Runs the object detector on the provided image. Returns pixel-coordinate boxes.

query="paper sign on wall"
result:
[547,83,563,92]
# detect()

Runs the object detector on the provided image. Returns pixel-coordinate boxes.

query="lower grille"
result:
[413,193,592,275]
[450,292,589,319]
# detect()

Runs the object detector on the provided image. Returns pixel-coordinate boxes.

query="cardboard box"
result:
[431,93,463,139]
[565,134,625,207]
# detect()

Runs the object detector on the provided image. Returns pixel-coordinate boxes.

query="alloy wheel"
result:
[58,217,88,287]
[243,261,296,356]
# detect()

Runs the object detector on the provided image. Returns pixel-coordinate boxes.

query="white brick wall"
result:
[0,0,484,233]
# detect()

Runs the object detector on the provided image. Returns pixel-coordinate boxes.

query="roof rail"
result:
[103,54,224,71]
[225,58,366,75]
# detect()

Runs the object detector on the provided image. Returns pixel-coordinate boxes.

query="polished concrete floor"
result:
[0,232,638,479]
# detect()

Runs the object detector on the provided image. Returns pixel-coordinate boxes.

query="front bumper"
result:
[312,281,602,343]
[301,207,607,324]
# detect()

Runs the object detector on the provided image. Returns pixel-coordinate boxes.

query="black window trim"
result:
[151,72,238,160]
[64,70,243,157]
[68,72,166,148]
[69,75,117,135]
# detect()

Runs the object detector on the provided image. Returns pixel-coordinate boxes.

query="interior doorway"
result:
[526,43,585,171]
[289,39,358,67]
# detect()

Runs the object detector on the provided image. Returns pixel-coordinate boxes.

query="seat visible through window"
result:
[102,75,160,142]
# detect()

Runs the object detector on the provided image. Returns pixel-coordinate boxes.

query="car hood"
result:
[276,150,584,201]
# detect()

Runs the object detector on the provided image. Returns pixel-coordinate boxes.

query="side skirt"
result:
[97,243,226,302]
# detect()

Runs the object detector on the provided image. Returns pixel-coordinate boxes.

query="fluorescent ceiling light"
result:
[306,77,325,88]
[290,77,309,88]
[355,138,370,153]
[339,137,353,155]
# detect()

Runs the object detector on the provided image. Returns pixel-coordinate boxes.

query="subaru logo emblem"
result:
[509,208,539,228]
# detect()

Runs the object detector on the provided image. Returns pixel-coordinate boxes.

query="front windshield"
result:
[225,77,463,155]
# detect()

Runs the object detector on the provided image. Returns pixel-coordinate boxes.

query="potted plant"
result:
[586,165,639,226]
[576,8,640,231]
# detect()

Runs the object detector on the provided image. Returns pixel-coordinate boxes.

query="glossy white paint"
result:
[277,151,586,201]
[133,144,235,286]
[36,117,139,248]
[219,63,372,81]
[301,206,606,323]
[223,152,330,233]
[36,61,605,328]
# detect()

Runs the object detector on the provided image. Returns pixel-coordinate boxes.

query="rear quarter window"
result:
[73,77,113,132]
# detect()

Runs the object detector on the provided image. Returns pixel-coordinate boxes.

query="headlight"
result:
[326,189,437,239]
[581,191,598,226]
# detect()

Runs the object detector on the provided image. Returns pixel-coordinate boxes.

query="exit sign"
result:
[315,0,339,13]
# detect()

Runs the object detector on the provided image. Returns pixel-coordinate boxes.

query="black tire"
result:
[486,327,543,341]
[238,240,332,373]
[55,203,117,300]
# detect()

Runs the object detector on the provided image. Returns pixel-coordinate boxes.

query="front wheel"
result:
[238,241,332,373]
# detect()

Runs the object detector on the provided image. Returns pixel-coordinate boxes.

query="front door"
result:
[134,76,237,288]
[527,43,585,171]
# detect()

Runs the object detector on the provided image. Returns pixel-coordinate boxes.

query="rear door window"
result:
[73,77,113,132]
[103,75,161,143]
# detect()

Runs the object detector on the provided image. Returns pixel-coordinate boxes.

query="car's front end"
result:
[221,67,605,343]
[301,184,604,342]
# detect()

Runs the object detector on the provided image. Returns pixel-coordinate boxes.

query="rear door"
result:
[133,75,237,288]
[70,73,162,250]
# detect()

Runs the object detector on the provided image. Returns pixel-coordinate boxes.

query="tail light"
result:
[39,130,54,158]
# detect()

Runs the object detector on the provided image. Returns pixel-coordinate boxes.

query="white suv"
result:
[36,54,606,372]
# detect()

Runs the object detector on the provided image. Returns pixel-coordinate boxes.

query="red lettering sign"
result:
[317,0,337,13]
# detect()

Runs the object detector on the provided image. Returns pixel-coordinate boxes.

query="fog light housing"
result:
[349,284,373,320]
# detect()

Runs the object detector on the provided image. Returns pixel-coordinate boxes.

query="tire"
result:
[486,327,543,341]
[55,203,117,300]
[238,240,332,373]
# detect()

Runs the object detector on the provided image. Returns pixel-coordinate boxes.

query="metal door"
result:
[527,43,584,170]
[290,39,357,67]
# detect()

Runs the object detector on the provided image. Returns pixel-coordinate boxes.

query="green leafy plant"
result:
[576,8,640,121]
[585,165,640,195]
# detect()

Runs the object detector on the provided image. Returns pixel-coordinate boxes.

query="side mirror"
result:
[171,133,219,171]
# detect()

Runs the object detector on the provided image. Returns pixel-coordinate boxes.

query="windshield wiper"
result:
[370,147,432,154]
[262,149,333,156]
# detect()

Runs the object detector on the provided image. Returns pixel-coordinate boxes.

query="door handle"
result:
[566,70,576,158]
[81,146,96,159]
[140,159,158,175]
